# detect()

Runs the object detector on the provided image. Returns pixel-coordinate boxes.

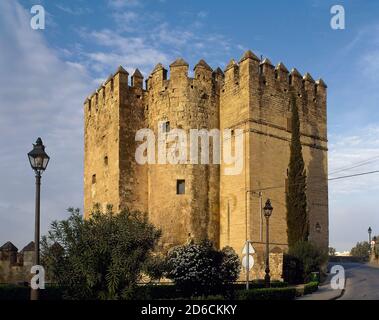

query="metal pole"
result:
[259,192,263,242]
[246,240,249,290]
[245,191,248,242]
[31,172,41,300]
[264,216,271,288]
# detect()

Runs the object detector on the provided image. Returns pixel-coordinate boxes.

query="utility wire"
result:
[328,170,379,181]
[249,169,379,193]
[329,155,379,175]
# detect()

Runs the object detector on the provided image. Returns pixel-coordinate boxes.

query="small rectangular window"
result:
[177,180,185,195]
[163,121,170,133]
[92,174,96,184]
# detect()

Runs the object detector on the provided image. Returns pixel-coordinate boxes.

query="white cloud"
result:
[82,29,170,74]
[112,11,140,32]
[73,4,235,79]
[328,125,379,251]
[107,0,141,8]
[56,4,92,15]
[0,0,91,248]
[329,125,379,195]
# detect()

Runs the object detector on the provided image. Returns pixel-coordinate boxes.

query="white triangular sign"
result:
[242,242,255,255]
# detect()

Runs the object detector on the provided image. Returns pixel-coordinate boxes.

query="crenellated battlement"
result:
[218,51,326,99]
[84,50,327,118]
[84,65,148,122]
[84,51,329,258]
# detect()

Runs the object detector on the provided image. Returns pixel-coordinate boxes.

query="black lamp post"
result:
[28,138,50,300]
[263,199,273,288]
[368,227,372,244]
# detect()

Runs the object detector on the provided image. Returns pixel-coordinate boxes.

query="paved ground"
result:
[338,262,379,300]
[300,262,379,300]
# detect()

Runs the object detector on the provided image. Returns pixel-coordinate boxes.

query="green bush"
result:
[0,284,63,300]
[134,284,179,300]
[286,241,328,283]
[350,241,370,260]
[237,287,296,301]
[232,281,288,290]
[166,240,240,297]
[135,281,288,300]
[191,295,225,300]
[0,285,29,300]
[303,281,319,295]
[41,207,161,300]
[283,254,304,284]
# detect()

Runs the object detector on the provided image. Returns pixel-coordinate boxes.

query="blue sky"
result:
[0,0,379,252]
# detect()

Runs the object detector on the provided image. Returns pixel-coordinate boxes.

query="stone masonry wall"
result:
[83,50,328,279]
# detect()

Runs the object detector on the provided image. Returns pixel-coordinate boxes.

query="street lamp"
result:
[368,227,372,244]
[263,199,273,288]
[315,222,321,233]
[28,137,50,300]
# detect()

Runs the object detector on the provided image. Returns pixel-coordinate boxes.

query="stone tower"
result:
[84,50,328,276]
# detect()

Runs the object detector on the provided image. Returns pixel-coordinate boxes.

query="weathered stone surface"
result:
[0,241,35,283]
[84,53,329,280]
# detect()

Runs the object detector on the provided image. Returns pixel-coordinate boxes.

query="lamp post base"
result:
[31,288,39,300]
[264,273,271,288]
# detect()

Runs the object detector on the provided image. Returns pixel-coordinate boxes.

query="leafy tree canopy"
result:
[350,241,370,260]
[41,206,161,300]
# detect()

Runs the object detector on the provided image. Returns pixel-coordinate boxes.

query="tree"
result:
[329,247,336,256]
[142,254,168,282]
[350,241,370,260]
[165,240,240,296]
[286,93,308,248]
[287,241,328,283]
[41,206,161,300]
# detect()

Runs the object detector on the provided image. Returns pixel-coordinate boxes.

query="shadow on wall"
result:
[306,101,328,250]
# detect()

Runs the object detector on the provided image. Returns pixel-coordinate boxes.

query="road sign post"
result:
[242,240,255,290]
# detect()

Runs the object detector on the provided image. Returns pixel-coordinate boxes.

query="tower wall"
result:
[83,52,328,272]
[219,53,328,281]
[146,59,220,250]
[84,67,147,218]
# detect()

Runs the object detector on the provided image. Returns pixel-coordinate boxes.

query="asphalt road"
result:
[337,263,379,300]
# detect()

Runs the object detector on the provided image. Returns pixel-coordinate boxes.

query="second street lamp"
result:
[28,137,50,300]
[263,199,273,288]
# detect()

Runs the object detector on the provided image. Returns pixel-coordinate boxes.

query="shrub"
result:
[134,284,179,300]
[283,254,304,285]
[350,241,370,260]
[303,281,319,295]
[232,281,288,290]
[41,206,161,300]
[143,254,168,282]
[237,287,296,301]
[165,240,240,297]
[286,241,328,283]
[0,284,63,300]
[191,295,225,300]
